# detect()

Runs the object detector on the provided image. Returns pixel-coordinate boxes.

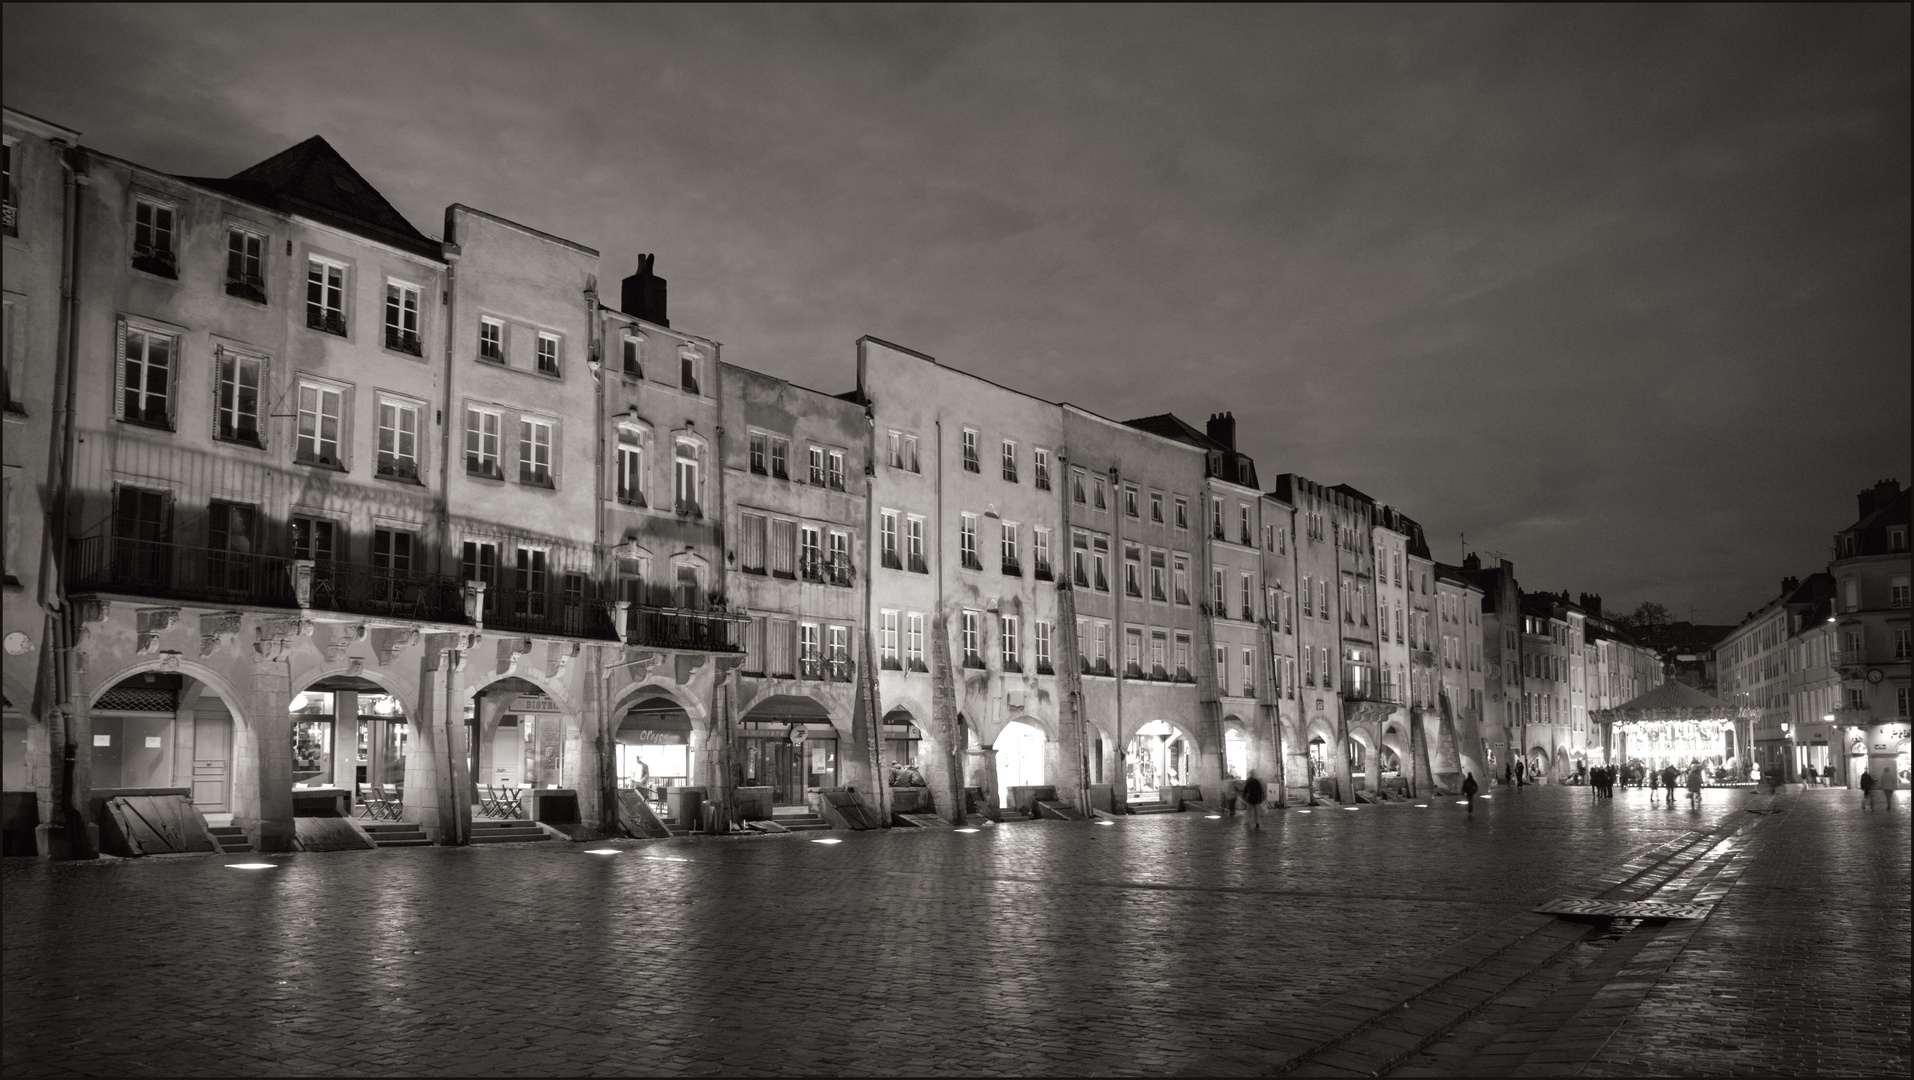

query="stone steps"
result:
[360,822,431,847]
[205,825,253,853]
[469,819,549,844]
[772,812,833,832]
[1126,800,1180,815]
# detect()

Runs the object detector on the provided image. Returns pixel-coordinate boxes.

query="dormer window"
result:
[133,199,176,277]
[679,347,701,395]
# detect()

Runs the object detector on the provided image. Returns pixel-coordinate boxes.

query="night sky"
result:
[6,4,1907,624]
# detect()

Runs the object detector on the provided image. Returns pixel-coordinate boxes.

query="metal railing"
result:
[307,307,348,336]
[133,245,177,278]
[68,534,296,609]
[225,273,266,304]
[385,326,423,356]
[620,604,748,652]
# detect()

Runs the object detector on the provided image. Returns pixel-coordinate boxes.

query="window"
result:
[1002,440,1018,482]
[800,525,823,581]
[385,282,422,355]
[376,398,421,481]
[766,619,795,676]
[880,609,900,668]
[770,437,790,480]
[906,516,926,573]
[1150,632,1168,677]
[1072,531,1090,587]
[1033,447,1050,490]
[519,419,554,486]
[799,622,822,678]
[748,432,768,474]
[306,259,346,335]
[465,407,502,477]
[887,430,903,469]
[959,513,980,570]
[290,516,336,565]
[1150,550,1167,601]
[674,439,701,513]
[120,326,174,427]
[1897,629,1911,661]
[1124,543,1142,597]
[515,548,549,618]
[1035,621,1053,674]
[961,610,983,667]
[372,528,413,596]
[1174,498,1188,530]
[225,228,265,302]
[1116,627,1141,676]
[615,426,645,504]
[1150,492,1164,523]
[800,445,822,486]
[133,199,176,277]
[902,433,920,473]
[205,501,256,593]
[215,349,262,444]
[1241,573,1254,621]
[828,450,845,490]
[1340,580,1350,621]
[1033,526,1053,579]
[827,625,850,680]
[1318,580,1329,619]
[907,613,926,671]
[621,332,643,376]
[962,428,979,472]
[479,317,504,363]
[535,332,559,376]
[1240,505,1252,545]
[1303,645,1315,686]
[679,348,700,394]
[1301,575,1313,616]
[1211,568,1225,608]
[1072,468,1087,504]
[1215,646,1228,690]
[1175,633,1192,680]
[0,139,13,237]
[1001,521,1020,575]
[770,519,796,577]
[1278,527,1286,555]
[1900,687,1910,717]
[460,539,499,597]
[1892,578,1910,609]
[740,513,767,572]
[1173,555,1189,604]
[880,510,901,569]
[1093,475,1107,510]
[1093,536,1109,591]
[675,562,702,609]
[1001,614,1021,671]
[1211,497,1224,539]
[296,382,345,467]
[1844,579,1859,612]
[1243,648,1255,696]
[1125,485,1139,518]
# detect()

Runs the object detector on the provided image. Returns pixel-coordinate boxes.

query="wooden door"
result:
[192,712,231,811]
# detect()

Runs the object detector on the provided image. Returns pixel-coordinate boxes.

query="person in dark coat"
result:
[1241,771,1266,830]
[1661,764,1679,806]
[1860,766,1878,809]
[1461,771,1479,814]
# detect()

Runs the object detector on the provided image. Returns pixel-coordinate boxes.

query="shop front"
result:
[615,706,691,797]
[1867,721,1911,790]
[1127,719,1191,801]
[739,721,837,806]
[292,676,407,812]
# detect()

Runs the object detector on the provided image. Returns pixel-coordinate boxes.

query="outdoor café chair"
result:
[477,785,506,819]
[378,783,404,820]
[496,785,524,819]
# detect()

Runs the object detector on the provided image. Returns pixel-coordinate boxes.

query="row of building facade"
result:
[1,108,1664,856]
[1711,480,1911,789]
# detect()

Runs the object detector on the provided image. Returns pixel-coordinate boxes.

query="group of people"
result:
[1584,764,1619,797]
[1644,761,1708,808]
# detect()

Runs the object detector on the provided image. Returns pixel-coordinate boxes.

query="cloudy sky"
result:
[6,4,1907,624]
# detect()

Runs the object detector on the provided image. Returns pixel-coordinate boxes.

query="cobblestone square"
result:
[4,787,1907,1076]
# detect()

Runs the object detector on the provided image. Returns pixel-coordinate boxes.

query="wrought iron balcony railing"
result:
[225,273,266,304]
[133,244,177,279]
[385,326,423,356]
[617,604,749,653]
[307,307,348,336]
[67,534,297,609]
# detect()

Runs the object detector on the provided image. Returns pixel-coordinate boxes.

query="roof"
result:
[182,136,441,260]
[1124,413,1217,450]
[1600,680,1746,720]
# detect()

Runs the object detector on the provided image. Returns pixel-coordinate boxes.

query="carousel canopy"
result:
[1598,681,1752,723]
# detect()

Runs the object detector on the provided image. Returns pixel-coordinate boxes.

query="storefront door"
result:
[192,712,231,812]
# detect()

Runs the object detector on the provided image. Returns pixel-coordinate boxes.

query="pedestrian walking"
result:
[1686,762,1703,808]
[1860,767,1877,810]
[1222,777,1243,817]
[1884,766,1898,807]
[1462,771,1479,814]
[1242,771,1266,830]
[1661,764,1678,807]
[1504,761,1513,789]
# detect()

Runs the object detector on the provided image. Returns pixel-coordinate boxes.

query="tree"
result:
[1629,602,1671,630]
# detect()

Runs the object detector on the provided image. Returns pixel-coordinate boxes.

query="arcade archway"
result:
[617,692,695,802]
[86,666,253,818]
[1127,719,1194,800]
[1223,724,1248,781]
[995,718,1047,808]
[739,694,837,807]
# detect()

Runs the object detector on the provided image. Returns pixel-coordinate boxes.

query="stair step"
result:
[469,830,549,844]
[373,838,433,847]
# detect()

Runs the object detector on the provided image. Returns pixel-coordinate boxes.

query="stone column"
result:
[473,691,511,806]
[404,635,471,845]
[242,660,296,853]
[331,691,359,807]
[1333,708,1356,803]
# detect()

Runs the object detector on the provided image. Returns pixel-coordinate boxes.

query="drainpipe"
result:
[437,234,460,577]
[586,284,610,830]
[860,401,886,823]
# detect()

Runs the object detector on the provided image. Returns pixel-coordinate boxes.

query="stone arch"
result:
[1221,714,1250,781]
[1126,717,1198,798]
[283,665,417,798]
[1379,721,1410,775]
[289,664,417,725]
[467,672,581,792]
[86,657,266,831]
[608,678,702,727]
[993,715,1048,808]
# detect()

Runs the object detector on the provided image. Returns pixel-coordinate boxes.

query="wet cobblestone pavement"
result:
[3,786,1906,1076]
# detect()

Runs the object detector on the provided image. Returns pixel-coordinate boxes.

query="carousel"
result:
[1596,681,1756,785]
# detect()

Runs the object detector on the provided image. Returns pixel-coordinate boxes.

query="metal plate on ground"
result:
[1533,897,1714,920]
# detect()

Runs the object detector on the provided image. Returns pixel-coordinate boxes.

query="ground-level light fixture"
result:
[1297,809,1313,813]
[1344,806,1359,811]
[1092,820,1113,826]
[584,848,620,855]
[811,837,843,844]
[954,827,980,833]
[1205,814,1222,819]
[226,863,276,870]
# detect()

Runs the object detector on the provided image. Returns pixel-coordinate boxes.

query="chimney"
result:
[1462,552,1481,572]
[1858,478,1902,520]
[1579,593,1602,618]
[1781,576,1799,596]
[1206,411,1236,450]
[620,254,669,327]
